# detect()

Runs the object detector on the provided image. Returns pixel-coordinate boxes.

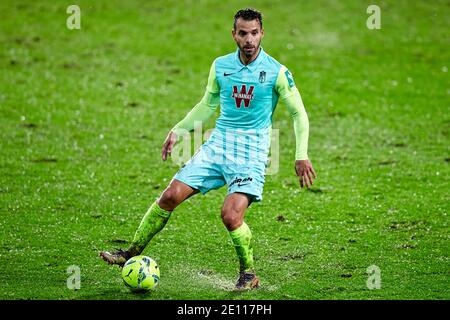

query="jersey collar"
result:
[235,47,266,73]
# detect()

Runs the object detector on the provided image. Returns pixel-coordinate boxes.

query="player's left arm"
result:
[275,66,316,188]
[162,61,220,161]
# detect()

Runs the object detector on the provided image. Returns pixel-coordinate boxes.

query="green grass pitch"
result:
[0,0,448,300]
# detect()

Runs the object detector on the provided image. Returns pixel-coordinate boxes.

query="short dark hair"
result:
[233,8,263,30]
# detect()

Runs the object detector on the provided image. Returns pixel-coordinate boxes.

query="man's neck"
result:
[239,47,261,66]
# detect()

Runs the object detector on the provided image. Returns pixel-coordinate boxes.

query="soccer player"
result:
[100,8,316,290]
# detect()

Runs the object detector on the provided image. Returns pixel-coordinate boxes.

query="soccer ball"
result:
[121,255,160,292]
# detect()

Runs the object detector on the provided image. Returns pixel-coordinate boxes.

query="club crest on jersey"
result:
[259,71,266,83]
[232,85,254,108]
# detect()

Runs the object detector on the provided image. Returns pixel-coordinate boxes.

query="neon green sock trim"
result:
[229,222,254,273]
[129,201,171,254]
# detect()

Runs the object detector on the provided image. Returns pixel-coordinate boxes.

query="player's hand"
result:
[162,131,177,161]
[295,159,316,189]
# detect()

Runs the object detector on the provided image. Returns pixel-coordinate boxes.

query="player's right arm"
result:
[162,61,220,161]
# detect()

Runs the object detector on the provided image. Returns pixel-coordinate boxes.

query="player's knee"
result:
[158,188,181,211]
[221,207,243,231]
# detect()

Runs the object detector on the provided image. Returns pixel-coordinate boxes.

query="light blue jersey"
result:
[173,47,308,202]
[214,47,282,131]
[201,47,285,165]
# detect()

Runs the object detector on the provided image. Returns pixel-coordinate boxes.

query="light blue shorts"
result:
[173,130,268,202]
